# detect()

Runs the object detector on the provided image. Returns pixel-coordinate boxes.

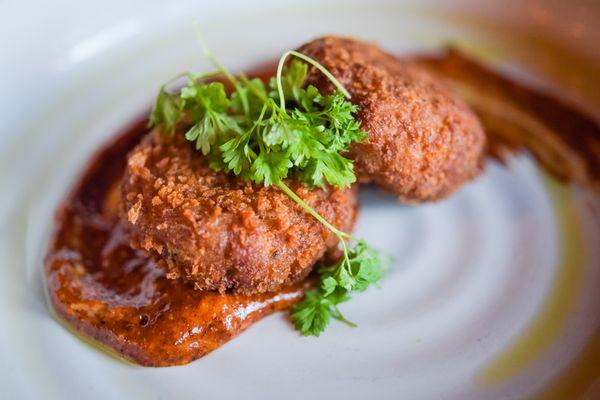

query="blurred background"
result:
[2,0,599,150]
[0,1,598,399]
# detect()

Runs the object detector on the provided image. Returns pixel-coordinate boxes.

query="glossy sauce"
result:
[45,51,599,370]
[44,119,305,367]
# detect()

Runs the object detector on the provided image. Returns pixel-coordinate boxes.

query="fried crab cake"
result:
[298,36,486,202]
[121,130,358,294]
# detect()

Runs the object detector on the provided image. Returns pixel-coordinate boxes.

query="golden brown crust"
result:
[297,36,486,202]
[121,130,358,294]
[44,120,308,367]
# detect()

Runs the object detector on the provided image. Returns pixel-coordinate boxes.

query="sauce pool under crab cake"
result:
[44,119,308,367]
[44,47,599,367]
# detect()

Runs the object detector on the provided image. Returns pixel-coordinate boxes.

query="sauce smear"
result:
[44,51,599,368]
[44,119,304,367]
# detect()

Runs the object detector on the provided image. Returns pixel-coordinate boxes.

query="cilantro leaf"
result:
[149,47,385,337]
[269,60,309,105]
[291,241,389,336]
[180,82,241,155]
[250,151,292,186]
[184,119,212,154]
[149,86,183,135]
[181,81,230,112]
[290,291,332,337]
[220,132,254,176]
[152,57,366,190]
[232,77,268,116]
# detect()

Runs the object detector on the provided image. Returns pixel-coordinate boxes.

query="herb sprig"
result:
[150,45,388,336]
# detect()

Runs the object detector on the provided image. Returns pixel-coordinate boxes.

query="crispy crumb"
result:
[121,131,358,294]
[127,200,142,224]
[298,36,486,202]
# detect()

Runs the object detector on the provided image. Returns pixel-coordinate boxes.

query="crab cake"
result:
[298,36,486,202]
[121,130,358,294]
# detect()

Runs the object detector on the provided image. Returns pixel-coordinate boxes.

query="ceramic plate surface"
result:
[1,1,599,399]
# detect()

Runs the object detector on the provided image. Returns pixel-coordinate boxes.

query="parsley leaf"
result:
[220,131,253,176]
[231,77,268,117]
[269,59,310,106]
[181,80,230,112]
[151,59,364,189]
[300,150,357,188]
[290,241,389,336]
[290,291,332,336]
[149,86,183,135]
[181,81,240,155]
[251,151,293,186]
[149,46,390,337]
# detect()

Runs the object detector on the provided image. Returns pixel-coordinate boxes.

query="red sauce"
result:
[44,119,305,367]
[44,51,599,368]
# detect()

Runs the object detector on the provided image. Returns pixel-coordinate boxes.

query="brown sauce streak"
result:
[44,118,305,367]
[45,51,599,368]
[418,49,600,189]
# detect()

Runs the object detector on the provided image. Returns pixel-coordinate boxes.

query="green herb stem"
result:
[276,50,351,110]
[276,181,350,240]
[150,39,387,337]
[195,27,249,115]
[332,306,357,327]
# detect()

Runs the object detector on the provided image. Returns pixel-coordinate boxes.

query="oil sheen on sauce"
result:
[44,119,305,367]
[45,51,599,375]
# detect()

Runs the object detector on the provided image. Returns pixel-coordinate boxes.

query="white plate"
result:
[1,1,599,399]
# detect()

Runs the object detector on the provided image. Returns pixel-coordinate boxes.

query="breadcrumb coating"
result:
[298,36,486,202]
[121,130,358,294]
